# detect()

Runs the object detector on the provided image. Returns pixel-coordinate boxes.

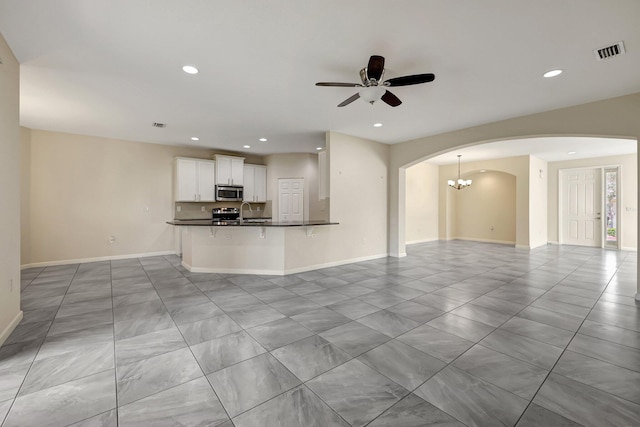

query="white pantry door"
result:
[278,178,304,222]
[561,168,602,247]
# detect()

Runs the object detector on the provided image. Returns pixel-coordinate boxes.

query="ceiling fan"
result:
[315,55,435,107]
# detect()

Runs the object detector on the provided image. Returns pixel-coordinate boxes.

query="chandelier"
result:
[448,155,472,190]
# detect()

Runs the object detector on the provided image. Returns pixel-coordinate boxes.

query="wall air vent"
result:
[152,122,166,128]
[593,41,626,61]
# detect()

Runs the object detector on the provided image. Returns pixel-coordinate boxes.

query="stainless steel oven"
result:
[215,185,243,201]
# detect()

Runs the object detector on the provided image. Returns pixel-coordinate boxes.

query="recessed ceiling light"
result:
[259,138,267,142]
[480,169,487,173]
[190,137,199,141]
[373,123,383,128]
[316,147,323,151]
[543,69,563,78]
[182,65,199,74]
[567,151,577,155]
[243,145,251,149]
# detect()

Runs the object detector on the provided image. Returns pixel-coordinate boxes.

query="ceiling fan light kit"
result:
[359,86,386,104]
[316,55,435,107]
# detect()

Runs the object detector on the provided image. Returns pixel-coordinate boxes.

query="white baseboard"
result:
[405,237,439,245]
[21,251,177,269]
[548,241,560,245]
[451,237,517,246]
[183,252,389,276]
[389,252,407,258]
[622,246,638,252]
[0,310,23,347]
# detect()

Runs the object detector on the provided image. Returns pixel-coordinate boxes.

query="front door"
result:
[561,168,602,247]
[278,178,304,222]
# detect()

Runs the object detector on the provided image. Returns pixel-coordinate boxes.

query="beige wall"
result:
[548,153,637,250]
[23,129,215,265]
[453,171,517,244]
[20,127,31,264]
[438,156,531,247]
[405,162,439,244]
[390,93,640,259]
[529,156,549,248]
[264,153,324,222]
[328,131,389,259]
[0,33,22,345]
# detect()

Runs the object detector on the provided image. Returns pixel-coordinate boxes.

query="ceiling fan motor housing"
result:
[315,55,435,107]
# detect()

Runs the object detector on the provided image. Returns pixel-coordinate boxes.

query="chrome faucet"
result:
[239,201,252,221]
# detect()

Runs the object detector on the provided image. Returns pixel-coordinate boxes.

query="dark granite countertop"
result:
[167,219,338,227]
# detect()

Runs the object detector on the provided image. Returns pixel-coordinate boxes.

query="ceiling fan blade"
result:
[385,73,435,87]
[316,82,362,87]
[367,55,385,81]
[337,93,360,107]
[381,90,402,107]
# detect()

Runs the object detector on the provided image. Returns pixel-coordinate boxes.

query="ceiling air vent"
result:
[152,122,166,128]
[593,41,626,61]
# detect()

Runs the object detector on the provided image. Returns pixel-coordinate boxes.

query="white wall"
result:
[548,153,637,250]
[0,33,22,345]
[405,162,439,244]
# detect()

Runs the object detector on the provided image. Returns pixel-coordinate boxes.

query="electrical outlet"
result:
[201,206,206,212]
[257,206,261,212]
[176,206,182,212]
[109,235,116,244]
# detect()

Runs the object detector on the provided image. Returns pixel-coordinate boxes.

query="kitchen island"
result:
[168,220,340,275]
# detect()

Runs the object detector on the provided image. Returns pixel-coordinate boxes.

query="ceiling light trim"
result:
[543,69,563,78]
[182,65,199,74]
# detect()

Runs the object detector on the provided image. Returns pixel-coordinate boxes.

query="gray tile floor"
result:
[1,241,639,427]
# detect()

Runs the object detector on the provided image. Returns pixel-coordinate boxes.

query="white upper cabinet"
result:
[175,157,216,202]
[214,155,244,186]
[197,161,216,201]
[243,164,267,202]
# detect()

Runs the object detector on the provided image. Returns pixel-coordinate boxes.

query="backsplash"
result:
[174,200,272,220]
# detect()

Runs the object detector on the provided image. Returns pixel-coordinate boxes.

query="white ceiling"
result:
[1,0,639,156]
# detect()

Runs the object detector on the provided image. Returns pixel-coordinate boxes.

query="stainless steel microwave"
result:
[215,185,243,201]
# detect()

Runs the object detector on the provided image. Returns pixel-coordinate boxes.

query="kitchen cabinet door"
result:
[176,158,198,201]
[230,157,244,186]
[243,164,267,202]
[175,158,215,202]
[216,156,232,185]
[253,165,267,202]
[214,155,244,186]
[197,160,216,201]
[243,165,255,202]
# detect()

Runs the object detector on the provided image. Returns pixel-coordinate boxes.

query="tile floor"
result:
[1,241,639,427]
